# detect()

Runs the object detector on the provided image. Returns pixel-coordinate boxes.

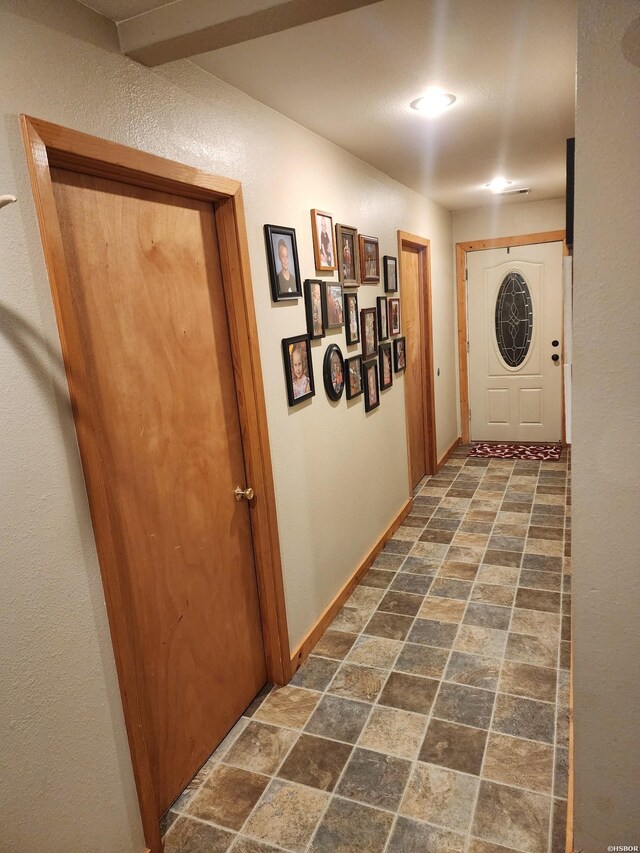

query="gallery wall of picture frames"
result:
[268,211,404,408]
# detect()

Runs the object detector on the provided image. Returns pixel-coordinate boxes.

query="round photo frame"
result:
[323,344,345,401]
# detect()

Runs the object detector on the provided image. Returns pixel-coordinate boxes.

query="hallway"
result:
[162,445,571,852]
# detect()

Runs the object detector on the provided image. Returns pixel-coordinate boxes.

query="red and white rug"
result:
[469,442,563,461]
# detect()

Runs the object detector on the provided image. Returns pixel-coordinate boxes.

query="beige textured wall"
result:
[573,0,640,848]
[452,197,566,245]
[0,1,457,850]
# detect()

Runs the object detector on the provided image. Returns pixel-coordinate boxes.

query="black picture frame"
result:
[389,297,401,335]
[264,224,302,302]
[363,359,380,411]
[304,279,325,339]
[345,355,363,399]
[344,292,360,345]
[384,255,398,293]
[377,296,389,341]
[360,307,378,359]
[323,344,345,401]
[282,334,315,406]
[323,282,344,329]
[393,336,407,372]
[359,235,380,283]
[379,342,393,390]
[336,223,360,286]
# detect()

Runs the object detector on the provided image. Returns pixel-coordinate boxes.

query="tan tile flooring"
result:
[162,447,571,852]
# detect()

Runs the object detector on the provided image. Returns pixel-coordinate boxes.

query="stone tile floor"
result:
[162,446,571,852]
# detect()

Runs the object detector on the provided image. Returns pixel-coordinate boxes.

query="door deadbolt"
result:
[551,354,560,362]
[234,486,254,501]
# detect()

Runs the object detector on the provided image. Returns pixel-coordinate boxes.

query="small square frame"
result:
[345,355,364,400]
[359,234,380,283]
[323,282,344,329]
[384,255,398,292]
[311,209,338,271]
[264,224,302,302]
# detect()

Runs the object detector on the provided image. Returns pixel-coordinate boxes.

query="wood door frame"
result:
[397,231,437,481]
[456,230,567,444]
[21,115,291,853]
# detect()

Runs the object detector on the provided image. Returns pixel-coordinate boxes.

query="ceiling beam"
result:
[119,0,383,66]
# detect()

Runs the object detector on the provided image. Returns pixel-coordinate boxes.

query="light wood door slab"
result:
[402,244,426,487]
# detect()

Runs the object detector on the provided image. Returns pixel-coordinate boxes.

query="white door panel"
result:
[468,242,563,441]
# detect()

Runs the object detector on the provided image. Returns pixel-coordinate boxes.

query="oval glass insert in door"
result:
[494,271,533,368]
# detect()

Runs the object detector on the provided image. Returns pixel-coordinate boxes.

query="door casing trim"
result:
[397,231,437,485]
[456,230,567,444]
[20,115,291,853]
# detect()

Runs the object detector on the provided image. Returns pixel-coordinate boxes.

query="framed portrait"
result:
[304,279,325,339]
[360,307,378,359]
[311,209,337,272]
[344,291,360,345]
[377,296,389,341]
[379,342,393,390]
[323,344,345,401]
[363,359,380,412]
[384,255,398,292]
[282,334,315,406]
[264,224,302,302]
[336,223,360,286]
[393,336,407,372]
[345,355,363,400]
[358,234,380,283]
[389,297,401,335]
[323,282,344,329]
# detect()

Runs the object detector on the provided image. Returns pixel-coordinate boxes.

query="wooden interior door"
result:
[400,237,436,488]
[51,168,267,815]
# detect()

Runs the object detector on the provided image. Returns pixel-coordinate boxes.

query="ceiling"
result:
[79,0,577,211]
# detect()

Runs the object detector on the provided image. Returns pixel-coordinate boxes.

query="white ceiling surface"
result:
[81,0,577,211]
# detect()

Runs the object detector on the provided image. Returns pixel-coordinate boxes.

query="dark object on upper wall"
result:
[265,224,302,301]
[566,138,575,252]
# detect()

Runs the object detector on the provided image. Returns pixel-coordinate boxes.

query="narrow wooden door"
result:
[467,242,563,441]
[51,168,267,815]
[400,238,436,488]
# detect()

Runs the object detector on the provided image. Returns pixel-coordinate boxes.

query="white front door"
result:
[467,241,563,441]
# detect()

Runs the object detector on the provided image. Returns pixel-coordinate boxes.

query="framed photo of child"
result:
[345,355,363,400]
[344,292,360,345]
[304,279,325,339]
[336,223,360,286]
[393,336,407,372]
[264,224,302,302]
[384,255,398,292]
[360,307,378,359]
[377,296,389,341]
[359,234,380,283]
[323,344,345,401]
[323,283,344,329]
[363,359,380,412]
[389,297,401,335]
[311,209,337,272]
[282,334,315,406]
[379,342,393,390]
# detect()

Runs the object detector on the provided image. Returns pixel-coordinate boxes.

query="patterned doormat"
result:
[469,442,563,461]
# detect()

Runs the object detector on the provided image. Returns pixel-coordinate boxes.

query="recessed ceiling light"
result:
[485,177,512,193]
[410,89,456,117]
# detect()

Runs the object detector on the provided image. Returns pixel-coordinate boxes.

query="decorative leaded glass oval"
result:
[495,271,533,368]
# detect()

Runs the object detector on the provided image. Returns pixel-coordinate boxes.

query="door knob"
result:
[551,354,560,362]
[234,485,254,501]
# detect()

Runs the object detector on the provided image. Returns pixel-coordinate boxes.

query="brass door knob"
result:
[234,486,255,501]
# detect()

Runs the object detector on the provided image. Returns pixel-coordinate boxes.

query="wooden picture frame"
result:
[379,342,393,390]
[264,224,302,301]
[384,255,398,292]
[336,223,360,286]
[323,344,345,401]
[359,234,380,283]
[389,297,401,335]
[377,296,389,341]
[344,291,360,345]
[345,355,363,400]
[282,334,315,406]
[363,359,380,411]
[360,307,378,360]
[393,336,407,372]
[311,209,337,271]
[304,279,325,339]
[323,282,344,329]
